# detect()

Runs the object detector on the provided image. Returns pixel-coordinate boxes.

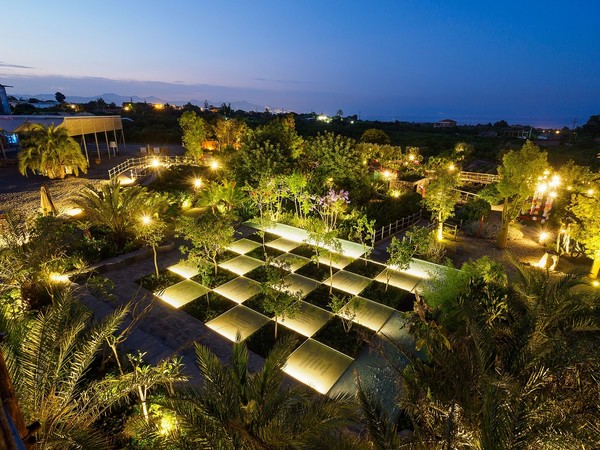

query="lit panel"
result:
[219,255,263,276]
[167,262,200,279]
[283,339,354,395]
[228,238,261,255]
[375,270,421,292]
[342,297,395,332]
[326,271,371,296]
[280,301,333,337]
[273,253,310,272]
[206,305,269,341]
[213,277,261,304]
[316,253,354,270]
[266,237,300,252]
[154,280,209,308]
[283,273,320,297]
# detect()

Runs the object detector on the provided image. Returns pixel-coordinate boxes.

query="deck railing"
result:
[108,155,198,179]
[374,209,423,243]
[459,171,500,184]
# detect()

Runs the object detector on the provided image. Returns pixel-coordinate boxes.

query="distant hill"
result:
[12,92,266,112]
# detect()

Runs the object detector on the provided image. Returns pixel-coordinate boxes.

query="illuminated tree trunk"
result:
[497,199,510,249]
[437,219,444,242]
[590,252,600,279]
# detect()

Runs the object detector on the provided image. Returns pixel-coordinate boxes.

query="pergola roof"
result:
[0,115,122,136]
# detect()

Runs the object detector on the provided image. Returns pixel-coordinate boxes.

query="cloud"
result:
[252,77,317,85]
[0,62,35,69]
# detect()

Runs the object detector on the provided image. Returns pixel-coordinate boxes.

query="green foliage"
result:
[302,131,367,193]
[568,175,600,276]
[496,141,549,247]
[422,156,461,239]
[18,124,88,179]
[177,213,235,274]
[178,110,208,162]
[401,269,600,448]
[360,128,391,145]
[213,116,247,150]
[260,260,302,338]
[156,338,354,448]
[74,180,150,249]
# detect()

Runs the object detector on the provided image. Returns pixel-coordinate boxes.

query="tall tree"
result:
[213,117,247,150]
[54,91,66,103]
[177,213,235,275]
[18,124,87,179]
[496,141,549,248]
[261,261,302,339]
[360,128,391,145]
[568,175,600,277]
[178,110,208,162]
[422,157,461,241]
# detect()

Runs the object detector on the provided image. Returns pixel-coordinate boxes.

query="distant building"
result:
[0,84,12,115]
[434,119,457,128]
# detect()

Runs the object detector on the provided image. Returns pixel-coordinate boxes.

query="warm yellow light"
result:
[123,105,130,111]
[154,103,164,110]
[65,207,83,217]
[50,273,69,283]
[543,170,550,176]
[383,170,391,179]
[327,177,333,183]
[391,190,401,198]
[539,231,550,243]
[408,154,415,161]
[210,160,219,170]
[587,189,594,196]
[592,280,600,288]
[549,191,557,198]
[550,175,560,187]
[141,215,152,225]
[567,185,572,191]
[555,130,560,134]
[151,158,160,167]
[448,163,455,172]
[537,183,548,194]
[193,178,202,188]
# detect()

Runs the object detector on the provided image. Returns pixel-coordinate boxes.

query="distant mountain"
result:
[12,92,266,112]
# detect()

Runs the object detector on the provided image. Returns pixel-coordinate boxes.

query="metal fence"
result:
[108,155,197,179]
[374,209,423,243]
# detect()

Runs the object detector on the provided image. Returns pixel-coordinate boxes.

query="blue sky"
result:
[1,0,599,126]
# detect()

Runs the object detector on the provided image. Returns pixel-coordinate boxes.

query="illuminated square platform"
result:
[282,273,320,297]
[273,253,311,272]
[283,339,354,395]
[266,237,300,252]
[316,253,354,270]
[280,301,333,337]
[219,255,263,276]
[213,277,261,304]
[228,238,261,255]
[167,262,200,279]
[154,280,209,308]
[325,271,372,296]
[343,297,395,332]
[206,305,270,341]
[375,270,422,292]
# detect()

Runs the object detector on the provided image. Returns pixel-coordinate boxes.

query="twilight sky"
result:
[1,0,599,127]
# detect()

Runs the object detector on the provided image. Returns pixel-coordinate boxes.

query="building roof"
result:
[0,115,122,136]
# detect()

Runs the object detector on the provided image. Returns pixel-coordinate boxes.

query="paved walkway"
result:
[78,242,264,381]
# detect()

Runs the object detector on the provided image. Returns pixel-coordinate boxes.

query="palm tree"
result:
[0,288,185,449]
[394,266,600,448]
[158,338,355,449]
[18,124,87,179]
[74,180,148,249]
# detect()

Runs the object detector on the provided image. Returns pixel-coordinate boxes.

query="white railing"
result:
[108,155,198,179]
[374,209,423,243]
[455,189,480,203]
[459,171,500,184]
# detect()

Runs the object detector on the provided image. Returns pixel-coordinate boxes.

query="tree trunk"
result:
[152,245,159,277]
[437,220,444,242]
[477,215,484,238]
[590,252,600,279]
[274,318,278,339]
[138,385,149,422]
[497,221,510,249]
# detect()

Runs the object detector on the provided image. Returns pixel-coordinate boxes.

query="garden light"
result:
[151,158,160,167]
[193,178,202,189]
[50,272,69,283]
[141,215,152,225]
[210,160,220,170]
[539,231,550,243]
